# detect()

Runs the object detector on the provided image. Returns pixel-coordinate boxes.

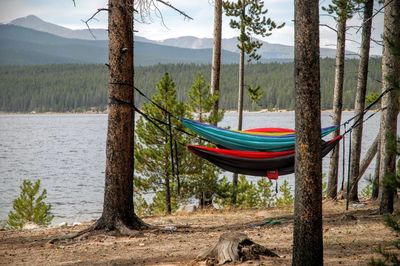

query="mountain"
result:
[8,15,351,60]
[157,36,351,59]
[0,24,241,65]
[9,15,109,40]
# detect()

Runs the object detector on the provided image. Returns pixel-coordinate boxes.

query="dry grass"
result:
[0,200,399,265]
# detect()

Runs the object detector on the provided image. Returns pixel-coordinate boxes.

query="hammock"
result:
[188,136,342,178]
[181,118,338,151]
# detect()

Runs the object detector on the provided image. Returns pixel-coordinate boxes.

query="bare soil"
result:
[1,200,399,265]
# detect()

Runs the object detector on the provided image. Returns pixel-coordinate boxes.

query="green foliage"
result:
[0,59,383,112]
[365,92,381,105]
[185,73,224,207]
[247,85,264,111]
[134,194,150,217]
[256,178,274,208]
[134,73,188,214]
[361,183,373,198]
[322,181,328,198]
[148,190,178,215]
[223,0,285,61]
[236,175,259,208]
[322,0,361,22]
[275,180,294,207]
[7,179,53,229]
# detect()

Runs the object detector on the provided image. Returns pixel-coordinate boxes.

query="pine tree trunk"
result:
[232,15,246,205]
[237,46,245,131]
[96,0,146,230]
[349,0,374,202]
[378,0,400,214]
[210,0,222,126]
[292,0,323,264]
[327,12,347,200]
[372,138,380,200]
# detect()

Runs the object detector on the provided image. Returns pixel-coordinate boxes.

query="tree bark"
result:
[349,0,374,202]
[96,0,147,231]
[293,0,323,264]
[378,0,400,214]
[232,7,246,205]
[350,132,379,193]
[372,138,380,200]
[210,0,222,126]
[327,11,347,200]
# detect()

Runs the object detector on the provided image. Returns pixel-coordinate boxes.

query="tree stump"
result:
[197,232,278,264]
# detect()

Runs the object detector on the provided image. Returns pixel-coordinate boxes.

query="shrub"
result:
[7,179,53,229]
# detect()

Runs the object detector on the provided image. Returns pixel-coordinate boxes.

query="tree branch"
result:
[81,8,110,39]
[155,0,193,20]
[356,0,394,34]
[320,23,337,33]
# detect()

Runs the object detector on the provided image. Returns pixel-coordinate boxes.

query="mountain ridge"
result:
[7,15,354,60]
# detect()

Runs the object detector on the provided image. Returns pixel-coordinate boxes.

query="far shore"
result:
[0,109,379,116]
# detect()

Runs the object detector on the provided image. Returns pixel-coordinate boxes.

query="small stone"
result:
[22,222,40,230]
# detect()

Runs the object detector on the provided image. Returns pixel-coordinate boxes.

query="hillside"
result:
[0,25,240,66]
[0,59,382,113]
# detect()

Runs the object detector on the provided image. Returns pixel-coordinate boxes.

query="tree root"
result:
[197,232,278,264]
[48,218,150,245]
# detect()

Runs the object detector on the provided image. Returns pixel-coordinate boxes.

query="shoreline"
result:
[0,109,378,116]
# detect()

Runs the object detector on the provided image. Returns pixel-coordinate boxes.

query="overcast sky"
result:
[0,0,384,55]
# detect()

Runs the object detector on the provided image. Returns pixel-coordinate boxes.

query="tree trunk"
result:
[237,45,245,130]
[198,232,278,264]
[210,0,222,126]
[372,138,380,200]
[164,133,172,214]
[327,12,347,200]
[96,0,146,231]
[349,0,374,202]
[351,132,379,192]
[378,0,400,215]
[293,0,323,264]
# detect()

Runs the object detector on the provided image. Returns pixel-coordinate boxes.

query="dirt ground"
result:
[0,200,399,265]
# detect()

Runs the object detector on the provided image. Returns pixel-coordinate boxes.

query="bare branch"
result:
[356,0,394,34]
[82,8,110,39]
[371,38,383,47]
[320,23,337,33]
[156,0,193,20]
[72,0,76,8]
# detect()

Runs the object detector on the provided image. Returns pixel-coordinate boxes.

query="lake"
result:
[0,111,382,224]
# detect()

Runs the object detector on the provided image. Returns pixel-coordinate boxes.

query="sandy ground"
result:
[0,200,399,265]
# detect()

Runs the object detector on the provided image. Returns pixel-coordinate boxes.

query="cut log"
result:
[197,232,278,264]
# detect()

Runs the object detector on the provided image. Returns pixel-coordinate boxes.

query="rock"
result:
[352,203,365,209]
[57,222,68,228]
[22,222,40,230]
[72,222,82,226]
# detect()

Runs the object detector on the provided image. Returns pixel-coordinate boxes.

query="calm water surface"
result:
[0,111,382,223]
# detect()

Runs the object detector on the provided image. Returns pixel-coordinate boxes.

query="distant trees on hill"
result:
[0,59,382,113]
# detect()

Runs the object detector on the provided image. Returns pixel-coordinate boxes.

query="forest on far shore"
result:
[0,58,382,113]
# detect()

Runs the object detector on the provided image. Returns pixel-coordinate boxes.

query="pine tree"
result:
[7,179,53,229]
[134,73,188,214]
[186,73,224,207]
[223,0,284,204]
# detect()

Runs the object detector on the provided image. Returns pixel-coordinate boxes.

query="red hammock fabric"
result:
[244,127,295,133]
[188,145,294,159]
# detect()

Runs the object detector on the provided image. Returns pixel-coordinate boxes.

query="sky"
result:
[0,0,384,55]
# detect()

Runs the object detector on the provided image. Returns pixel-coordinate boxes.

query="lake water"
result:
[0,111,382,224]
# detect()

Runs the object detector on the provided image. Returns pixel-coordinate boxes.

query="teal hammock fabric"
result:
[181,118,338,152]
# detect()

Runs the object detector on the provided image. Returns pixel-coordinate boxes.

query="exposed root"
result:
[48,218,150,245]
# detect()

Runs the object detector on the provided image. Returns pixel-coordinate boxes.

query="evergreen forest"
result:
[0,58,382,113]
